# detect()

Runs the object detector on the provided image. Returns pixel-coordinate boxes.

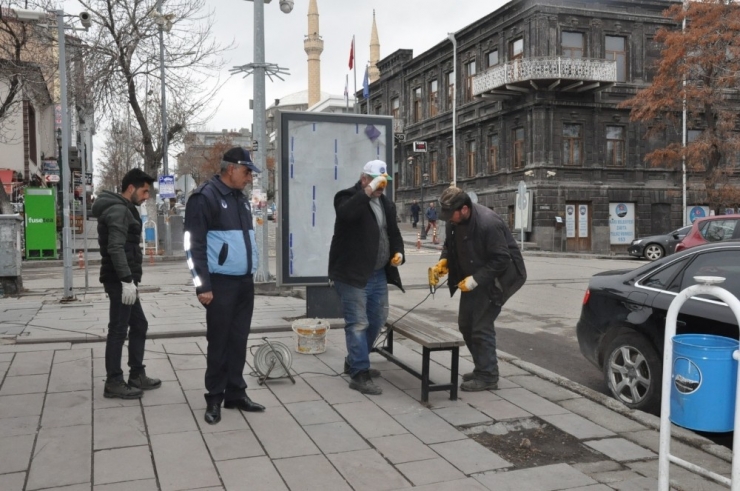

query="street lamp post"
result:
[155,0,173,256]
[231,0,292,283]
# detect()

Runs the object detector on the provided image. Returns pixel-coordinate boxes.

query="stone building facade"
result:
[361,0,685,253]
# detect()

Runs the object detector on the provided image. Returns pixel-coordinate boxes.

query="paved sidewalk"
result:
[0,326,731,491]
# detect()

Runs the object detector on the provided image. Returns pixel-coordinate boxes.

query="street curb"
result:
[21,254,187,270]
[497,350,733,463]
[400,239,637,260]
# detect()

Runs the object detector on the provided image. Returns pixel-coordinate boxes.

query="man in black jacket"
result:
[429,187,526,391]
[92,168,160,399]
[329,160,405,395]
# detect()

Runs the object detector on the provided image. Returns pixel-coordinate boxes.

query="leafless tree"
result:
[76,0,230,177]
[97,110,144,193]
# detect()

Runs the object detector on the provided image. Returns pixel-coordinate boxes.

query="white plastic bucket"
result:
[292,318,330,354]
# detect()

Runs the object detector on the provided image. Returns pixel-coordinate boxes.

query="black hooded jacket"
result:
[92,190,143,284]
[328,181,405,291]
[441,203,526,305]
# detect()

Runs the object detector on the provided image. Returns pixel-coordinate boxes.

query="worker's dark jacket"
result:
[328,181,405,292]
[184,175,258,294]
[92,190,143,284]
[441,203,526,306]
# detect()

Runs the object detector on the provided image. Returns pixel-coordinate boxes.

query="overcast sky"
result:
[189,0,507,133]
[60,0,508,170]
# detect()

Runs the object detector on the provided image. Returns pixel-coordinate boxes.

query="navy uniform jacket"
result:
[184,175,258,294]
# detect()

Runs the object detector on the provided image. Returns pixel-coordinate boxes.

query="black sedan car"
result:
[577,242,740,413]
[627,225,691,261]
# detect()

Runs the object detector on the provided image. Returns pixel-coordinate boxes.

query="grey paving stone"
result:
[433,404,492,426]
[560,398,646,433]
[541,413,616,440]
[568,485,614,491]
[506,375,583,402]
[573,460,626,475]
[610,476,662,490]
[92,382,141,410]
[622,429,731,476]
[94,446,155,485]
[175,368,206,390]
[0,433,34,474]
[27,424,92,491]
[94,406,148,450]
[475,463,597,491]
[47,350,92,393]
[382,368,421,390]
[627,460,726,491]
[0,393,44,419]
[497,359,530,377]
[32,484,91,491]
[139,358,177,381]
[0,352,14,362]
[140,382,187,407]
[247,406,320,458]
[273,455,351,491]
[203,429,265,461]
[183,388,207,411]
[0,374,49,395]
[396,457,466,486]
[8,351,53,376]
[388,477,490,491]
[150,431,221,491]
[430,438,511,474]
[144,403,198,435]
[334,400,408,439]
[268,376,322,404]
[304,421,370,454]
[458,389,502,405]
[303,373,367,405]
[369,378,428,415]
[403,388,469,409]
[245,388,282,408]
[328,449,411,491]
[393,409,468,445]
[0,473,25,491]
[495,388,571,416]
[41,390,92,428]
[591,469,644,484]
[0,342,71,353]
[94,479,159,490]
[288,353,337,377]
[468,397,532,421]
[217,456,287,491]
[369,434,438,464]
[285,400,343,426]
[585,438,657,462]
[169,353,208,371]
[0,415,39,437]
[163,341,203,355]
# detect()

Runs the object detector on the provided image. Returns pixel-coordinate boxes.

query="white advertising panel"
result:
[609,202,635,245]
[565,204,576,238]
[578,204,589,238]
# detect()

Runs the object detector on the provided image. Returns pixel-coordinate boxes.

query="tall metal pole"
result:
[253,0,270,282]
[681,4,687,226]
[448,33,457,187]
[57,9,73,300]
[158,0,173,255]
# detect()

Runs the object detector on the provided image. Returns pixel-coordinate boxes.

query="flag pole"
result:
[345,74,349,111]
[353,35,358,113]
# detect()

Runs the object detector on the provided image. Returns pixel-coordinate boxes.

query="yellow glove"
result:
[391,253,403,267]
[432,259,448,277]
[457,276,478,292]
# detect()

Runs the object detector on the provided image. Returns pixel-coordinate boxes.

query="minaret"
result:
[304,0,324,107]
[368,10,380,83]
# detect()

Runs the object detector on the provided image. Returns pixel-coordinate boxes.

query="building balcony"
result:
[473,57,617,98]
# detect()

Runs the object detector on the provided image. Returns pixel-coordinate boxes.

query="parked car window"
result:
[701,220,738,242]
[677,250,740,298]
[641,259,687,290]
[674,225,691,237]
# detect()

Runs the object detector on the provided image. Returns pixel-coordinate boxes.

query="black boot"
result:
[104,379,143,399]
[349,371,382,395]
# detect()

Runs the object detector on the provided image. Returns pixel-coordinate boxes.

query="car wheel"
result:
[603,332,662,413]
[643,244,664,261]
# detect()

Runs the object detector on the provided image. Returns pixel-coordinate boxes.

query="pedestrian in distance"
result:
[329,160,406,395]
[424,202,438,236]
[184,147,266,425]
[92,168,161,399]
[410,200,421,228]
[429,187,527,391]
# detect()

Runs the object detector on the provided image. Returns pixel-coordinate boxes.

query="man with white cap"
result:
[329,160,405,395]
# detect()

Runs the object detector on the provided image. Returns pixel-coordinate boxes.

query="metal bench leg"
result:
[421,347,430,403]
[450,347,459,400]
[386,327,394,354]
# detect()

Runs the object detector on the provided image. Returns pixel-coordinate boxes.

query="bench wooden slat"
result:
[386,306,465,348]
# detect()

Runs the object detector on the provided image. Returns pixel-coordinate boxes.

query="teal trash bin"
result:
[670,334,739,432]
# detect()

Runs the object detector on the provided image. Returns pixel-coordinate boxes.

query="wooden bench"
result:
[373,306,465,402]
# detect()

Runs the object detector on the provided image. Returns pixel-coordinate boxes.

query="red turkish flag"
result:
[349,37,354,70]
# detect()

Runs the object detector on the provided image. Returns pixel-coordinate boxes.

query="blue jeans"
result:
[458,286,502,383]
[334,269,389,378]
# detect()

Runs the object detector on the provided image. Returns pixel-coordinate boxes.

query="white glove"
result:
[368,175,387,192]
[121,282,138,306]
[457,276,478,292]
[391,253,403,267]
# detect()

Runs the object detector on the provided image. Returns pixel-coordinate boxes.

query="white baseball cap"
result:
[363,160,393,180]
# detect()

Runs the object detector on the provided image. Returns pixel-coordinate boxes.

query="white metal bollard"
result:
[658,276,740,491]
